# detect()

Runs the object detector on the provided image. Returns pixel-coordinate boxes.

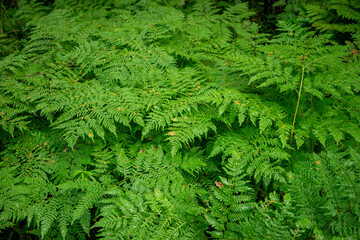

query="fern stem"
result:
[290,65,305,148]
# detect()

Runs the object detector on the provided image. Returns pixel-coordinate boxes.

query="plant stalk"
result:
[290,65,305,148]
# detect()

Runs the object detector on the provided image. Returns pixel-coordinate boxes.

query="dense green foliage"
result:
[1,0,359,239]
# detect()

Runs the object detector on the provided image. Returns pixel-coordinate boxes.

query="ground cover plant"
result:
[0,0,359,239]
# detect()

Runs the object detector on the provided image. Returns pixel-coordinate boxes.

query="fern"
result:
[287,147,360,238]
[306,0,360,34]
[0,0,359,239]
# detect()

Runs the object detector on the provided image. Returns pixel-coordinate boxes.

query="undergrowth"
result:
[0,0,359,239]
